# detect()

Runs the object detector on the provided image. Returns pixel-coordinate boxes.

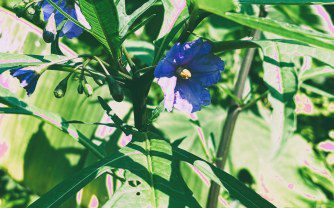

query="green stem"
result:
[122,46,137,72]
[241,90,269,110]
[206,29,261,208]
[177,8,209,43]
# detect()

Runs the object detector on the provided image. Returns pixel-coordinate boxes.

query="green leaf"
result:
[301,83,334,100]
[269,5,334,34]
[124,40,154,66]
[190,0,238,14]
[174,148,276,208]
[0,85,105,159]
[237,0,334,4]
[28,159,113,208]
[75,0,119,52]
[219,12,334,51]
[30,128,274,208]
[30,133,200,208]
[0,53,72,73]
[253,40,298,155]
[106,133,200,208]
[300,66,334,81]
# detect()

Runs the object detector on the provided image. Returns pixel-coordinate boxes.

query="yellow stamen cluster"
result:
[176,67,192,79]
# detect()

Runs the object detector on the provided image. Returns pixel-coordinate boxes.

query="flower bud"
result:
[27,7,35,15]
[53,74,70,98]
[83,83,93,97]
[92,76,105,86]
[13,2,26,17]
[54,88,64,98]
[43,13,57,43]
[106,75,124,102]
[77,82,84,94]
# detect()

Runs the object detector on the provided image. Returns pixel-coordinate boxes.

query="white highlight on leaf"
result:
[75,3,91,30]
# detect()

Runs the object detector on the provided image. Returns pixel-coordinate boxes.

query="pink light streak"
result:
[318,141,334,152]
[314,5,334,35]
[0,142,8,158]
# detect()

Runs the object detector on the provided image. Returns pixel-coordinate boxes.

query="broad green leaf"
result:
[218,12,334,51]
[237,0,334,4]
[30,130,273,208]
[106,133,200,208]
[30,133,200,208]
[254,40,298,155]
[230,112,332,207]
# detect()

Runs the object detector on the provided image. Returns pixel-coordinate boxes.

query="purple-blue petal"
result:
[10,68,40,96]
[42,0,66,24]
[41,1,83,38]
[25,78,38,96]
[60,20,83,38]
[188,54,225,87]
[59,7,83,38]
[154,59,176,78]
[174,79,211,113]
[165,39,212,66]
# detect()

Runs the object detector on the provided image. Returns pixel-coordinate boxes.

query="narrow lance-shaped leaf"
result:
[174,147,276,208]
[214,12,334,51]
[237,0,334,4]
[75,0,119,52]
[0,53,73,73]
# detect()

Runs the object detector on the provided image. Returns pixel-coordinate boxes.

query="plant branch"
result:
[206,29,262,208]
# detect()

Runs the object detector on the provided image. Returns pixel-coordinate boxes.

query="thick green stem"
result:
[132,71,153,131]
[206,29,261,208]
[178,9,209,43]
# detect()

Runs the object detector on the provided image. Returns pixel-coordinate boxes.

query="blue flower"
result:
[154,39,224,113]
[41,0,83,38]
[10,67,41,96]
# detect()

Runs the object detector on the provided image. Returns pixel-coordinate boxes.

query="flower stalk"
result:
[207,29,262,208]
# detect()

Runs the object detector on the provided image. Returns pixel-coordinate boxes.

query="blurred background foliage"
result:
[0,0,333,207]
